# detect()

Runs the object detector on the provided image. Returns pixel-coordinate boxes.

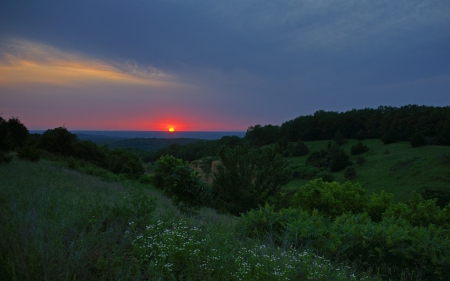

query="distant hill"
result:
[82,136,203,151]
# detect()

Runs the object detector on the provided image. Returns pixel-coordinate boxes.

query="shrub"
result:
[153,155,186,193]
[169,165,208,215]
[344,166,356,179]
[291,179,367,217]
[306,143,352,172]
[240,205,450,281]
[5,116,29,149]
[365,190,394,222]
[16,139,41,162]
[350,142,369,155]
[107,148,145,180]
[39,126,78,156]
[419,186,450,208]
[212,145,288,215]
[316,171,334,182]
[334,130,345,145]
[293,140,309,156]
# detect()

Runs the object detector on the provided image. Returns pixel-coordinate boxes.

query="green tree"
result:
[6,117,29,149]
[169,165,208,215]
[293,140,309,157]
[350,141,369,155]
[107,148,144,180]
[212,145,289,215]
[153,155,186,194]
[0,116,13,152]
[39,126,78,156]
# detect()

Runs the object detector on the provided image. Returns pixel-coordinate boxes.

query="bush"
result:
[212,145,288,215]
[293,140,309,156]
[334,130,345,145]
[153,155,186,193]
[39,126,78,156]
[5,116,29,149]
[240,204,450,281]
[306,143,352,172]
[344,166,356,179]
[16,139,41,162]
[291,179,367,217]
[350,142,369,155]
[316,171,334,182]
[107,148,145,180]
[169,165,208,215]
[365,190,394,222]
[419,186,450,208]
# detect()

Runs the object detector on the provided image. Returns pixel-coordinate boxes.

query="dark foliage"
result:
[0,151,13,164]
[39,126,79,156]
[410,133,426,147]
[306,142,352,172]
[107,148,145,180]
[293,140,309,156]
[0,116,29,151]
[212,145,289,215]
[17,139,41,162]
[350,141,369,155]
[344,166,357,179]
[276,105,450,146]
[148,135,244,162]
[5,117,29,149]
[169,165,208,215]
[419,186,450,208]
[334,129,345,145]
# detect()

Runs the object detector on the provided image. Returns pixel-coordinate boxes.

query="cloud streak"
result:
[0,39,179,88]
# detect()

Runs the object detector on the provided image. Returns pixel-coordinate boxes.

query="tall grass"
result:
[0,158,379,280]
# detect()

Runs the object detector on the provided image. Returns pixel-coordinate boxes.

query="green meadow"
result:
[283,139,450,203]
[0,157,379,281]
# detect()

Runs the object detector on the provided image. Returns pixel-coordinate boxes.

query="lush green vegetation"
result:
[1,158,378,280]
[2,104,450,280]
[284,139,450,203]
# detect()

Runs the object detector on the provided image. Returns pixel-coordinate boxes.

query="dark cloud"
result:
[1,0,449,129]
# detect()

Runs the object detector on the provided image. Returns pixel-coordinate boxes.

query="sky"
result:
[1,0,449,131]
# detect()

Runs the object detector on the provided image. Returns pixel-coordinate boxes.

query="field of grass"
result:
[0,157,378,280]
[283,139,450,202]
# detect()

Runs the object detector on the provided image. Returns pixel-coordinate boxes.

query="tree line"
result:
[0,116,144,180]
[247,104,450,146]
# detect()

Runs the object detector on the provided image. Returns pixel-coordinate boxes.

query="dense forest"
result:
[149,104,450,162]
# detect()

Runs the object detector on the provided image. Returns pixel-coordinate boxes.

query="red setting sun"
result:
[168,127,175,132]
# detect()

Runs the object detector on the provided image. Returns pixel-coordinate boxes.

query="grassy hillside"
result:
[0,158,377,280]
[283,139,450,202]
